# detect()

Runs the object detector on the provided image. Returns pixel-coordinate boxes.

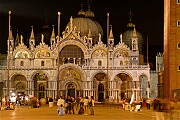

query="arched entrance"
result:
[115,73,132,99]
[33,71,48,99]
[67,83,75,98]
[98,83,104,102]
[93,73,107,102]
[11,74,27,104]
[59,66,83,98]
[11,74,26,95]
[38,83,45,99]
[139,75,148,98]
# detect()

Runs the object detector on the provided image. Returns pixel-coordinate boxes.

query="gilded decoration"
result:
[92,49,107,58]
[114,50,128,58]
[15,51,30,58]
[61,68,81,81]
[35,50,51,58]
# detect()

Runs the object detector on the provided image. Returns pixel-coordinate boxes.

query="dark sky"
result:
[0,0,164,57]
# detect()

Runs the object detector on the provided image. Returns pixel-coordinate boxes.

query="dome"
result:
[94,21,103,38]
[122,26,143,53]
[65,17,99,44]
[78,4,85,16]
[85,9,95,18]
[35,24,51,45]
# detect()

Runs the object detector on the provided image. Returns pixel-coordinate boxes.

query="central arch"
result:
[59,66,83,98]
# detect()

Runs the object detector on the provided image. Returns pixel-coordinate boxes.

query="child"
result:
[58,104,65,116]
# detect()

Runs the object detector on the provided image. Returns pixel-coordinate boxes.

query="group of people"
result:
[57,95,95,116]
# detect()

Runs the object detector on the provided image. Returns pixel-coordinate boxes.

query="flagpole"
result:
[7,10,11,97]
[106,12,109,98]
[57,11,61,99]
[147,35,149,64]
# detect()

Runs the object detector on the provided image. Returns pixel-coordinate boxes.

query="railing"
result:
[0,64,149,70]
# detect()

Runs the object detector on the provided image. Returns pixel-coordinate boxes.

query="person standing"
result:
[49,96,53,108]
[146,98,151,110]
[83,96,89,115]
[89,96,95,115]
[57,96,65,108]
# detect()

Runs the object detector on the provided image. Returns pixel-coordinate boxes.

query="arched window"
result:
[41,61,45,66]
[98,60,102,66]
[120,60,123,66]
[20,61,24,66]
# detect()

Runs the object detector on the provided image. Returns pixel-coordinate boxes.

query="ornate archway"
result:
[93,72,107,102]
[11,74,27,95]
[114,73,132,99]
[59,66,83,98]
[33,71,48,99]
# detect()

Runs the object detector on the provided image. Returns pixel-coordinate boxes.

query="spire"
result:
[70,16,73,31]
[20,35,24,44]
[132,26,137,37]
[108,25,114,39]
[127,10,135,28]
[51,25,55,39]
[88,29,92,38]
[78,3,85,16]
[41,34,44,43]
[15,29,19,46]
[8,27,13,40]
[85,0,95,18]
[120,34,123,43]
[30,26,35,40]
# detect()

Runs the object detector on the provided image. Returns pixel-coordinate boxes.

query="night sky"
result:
[0,0,164,67]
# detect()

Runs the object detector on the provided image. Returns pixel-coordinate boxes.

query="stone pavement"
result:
[0,104,162,120]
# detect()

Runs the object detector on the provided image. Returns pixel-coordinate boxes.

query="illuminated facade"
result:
[164,0,180,98]
[0,7,150,102]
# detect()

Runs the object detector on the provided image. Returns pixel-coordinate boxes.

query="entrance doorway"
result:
[38,83,45,99]
[98,83,104,102]
[67,83,75,98]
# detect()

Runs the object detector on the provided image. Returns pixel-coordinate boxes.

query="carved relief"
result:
[61,68,81,80]
[15,51,30,58]
[35,50,51,58]
[92,49,107,58]
[114,50,128,58]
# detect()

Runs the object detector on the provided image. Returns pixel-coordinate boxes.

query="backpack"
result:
[89,100,92,106]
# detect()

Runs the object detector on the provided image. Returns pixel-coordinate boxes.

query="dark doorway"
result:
[0,82,3,97]
[68,88,75,98]
[121,92,125,100]
[98,83,104,102]
[38,83,45,99]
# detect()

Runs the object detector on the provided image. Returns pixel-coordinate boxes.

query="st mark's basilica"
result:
[0,5,150,102]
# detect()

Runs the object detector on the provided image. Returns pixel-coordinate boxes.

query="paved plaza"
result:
[0,104,161,120]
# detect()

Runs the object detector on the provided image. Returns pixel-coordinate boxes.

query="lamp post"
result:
[57,11,61,99]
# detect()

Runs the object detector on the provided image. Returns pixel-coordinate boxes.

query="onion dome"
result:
[66,17,99,45]
[85,4,95,18]
[94,21,103,38]
[78,4,85,16]
[35,23,51,45]
[122,22,143,53]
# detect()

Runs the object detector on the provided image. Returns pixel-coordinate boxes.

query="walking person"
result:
[89,96,95,115]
